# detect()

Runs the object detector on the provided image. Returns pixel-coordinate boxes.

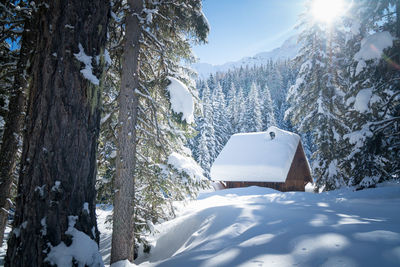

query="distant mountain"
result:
[193,35,300,78]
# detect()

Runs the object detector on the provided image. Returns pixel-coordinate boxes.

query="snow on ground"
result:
[133,183,400,267]
[98,205,114,266]
[45,215,104,266]
[2,184,400,266]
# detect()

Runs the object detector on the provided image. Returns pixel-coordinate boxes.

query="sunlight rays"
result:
[311,0,346,24]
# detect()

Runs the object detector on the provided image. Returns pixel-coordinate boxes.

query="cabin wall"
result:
[224,181,306,192]
[285,142,313,190]
[225,181,287,191]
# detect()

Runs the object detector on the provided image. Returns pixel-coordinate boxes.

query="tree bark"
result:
[5,0,109,266]
[111,0,143,264]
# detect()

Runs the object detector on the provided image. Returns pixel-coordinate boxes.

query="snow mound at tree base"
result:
[134,183,400,267]
[111,259,137,267]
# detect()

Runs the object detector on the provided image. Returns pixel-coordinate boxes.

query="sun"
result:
[311,0,345,24]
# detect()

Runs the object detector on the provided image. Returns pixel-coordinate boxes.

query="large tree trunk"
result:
[110,0,143,264]
[4,0,109,266]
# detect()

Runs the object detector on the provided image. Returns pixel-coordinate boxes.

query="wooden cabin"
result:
[210,126,312,192]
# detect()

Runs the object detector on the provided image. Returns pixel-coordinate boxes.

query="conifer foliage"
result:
[97,0,210,261]
[285,0,399,190]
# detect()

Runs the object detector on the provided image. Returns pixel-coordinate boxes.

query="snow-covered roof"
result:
[210,126,300,182]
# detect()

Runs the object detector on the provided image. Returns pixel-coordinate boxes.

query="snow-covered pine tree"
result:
[111,0,142,262]
[236,86,248,133]
[342,0,400,188]
[195,82,216,173]
[244,82,263,132]
[0,0,30,247]
[97,0,209,259]
[279,80,294,130]
[212,82,231,152]
[267,65,284,107]
[285,5,348,191]
[226,82,239,135]
[261,85,276,130]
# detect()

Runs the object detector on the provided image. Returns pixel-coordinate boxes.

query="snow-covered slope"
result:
[133,183,400,267]
[193,35,300,78]
[5,184,398,266]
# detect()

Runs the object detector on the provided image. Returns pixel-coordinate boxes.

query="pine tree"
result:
[5,0,110,265]
[261,85,276,130]
[111,0,142,263]
[226,82,238,135]
[0,0,30,247]
[212,82,230,152]
[285,5,348,191]
[244,82,263,132]
[342,0,400,188]
[236,86,248,133]
[195,82,216,173]
[97,0,209,260]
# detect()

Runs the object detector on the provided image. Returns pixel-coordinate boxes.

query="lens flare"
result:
[311,0,345,24]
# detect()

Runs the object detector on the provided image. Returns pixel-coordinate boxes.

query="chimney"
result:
[269,131,275,140]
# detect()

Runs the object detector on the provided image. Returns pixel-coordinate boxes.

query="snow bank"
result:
[135,185,400,267]
[46,216,103,266]
[111,259,137,267]
[97,205,113,265]
[168,152,205,182]
[210,126,300,182]
[166,77,194,124]
[354,31,394,75]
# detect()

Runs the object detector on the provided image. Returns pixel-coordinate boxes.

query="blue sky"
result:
[192,0,305,65]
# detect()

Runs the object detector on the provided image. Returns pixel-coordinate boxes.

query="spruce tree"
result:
[226,82,239,135]
[212,82,230,152]
[236,86,248,133]
[342,0,400,188]
[0,0,30,247]
[111,0,142,263]
[96,0,209,260]
[195,82,216,172]
[286,6,348,191]
[261,85,276,130]
[245,82,263,132]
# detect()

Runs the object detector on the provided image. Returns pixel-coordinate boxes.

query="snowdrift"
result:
[134,184,400,267]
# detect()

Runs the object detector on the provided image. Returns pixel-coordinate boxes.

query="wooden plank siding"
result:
[284,141,313,191]
[222,141,313,192]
